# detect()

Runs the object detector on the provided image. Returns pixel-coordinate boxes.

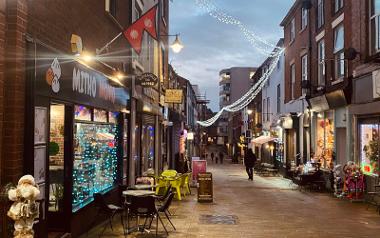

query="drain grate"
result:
[199,215,238,225]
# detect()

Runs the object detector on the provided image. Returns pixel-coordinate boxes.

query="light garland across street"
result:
[197,48,284,127]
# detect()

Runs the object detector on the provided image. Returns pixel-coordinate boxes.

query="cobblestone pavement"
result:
[84,162,380,238]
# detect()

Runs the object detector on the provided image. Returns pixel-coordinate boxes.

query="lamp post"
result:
[161,34,184,53]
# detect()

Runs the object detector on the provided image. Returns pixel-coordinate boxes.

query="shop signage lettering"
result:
[137,73,158,87]
[72,67,116,103]
[72,67,97,98]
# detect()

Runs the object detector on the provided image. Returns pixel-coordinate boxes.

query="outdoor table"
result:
[131,184,156,190]
[122,190,156,234]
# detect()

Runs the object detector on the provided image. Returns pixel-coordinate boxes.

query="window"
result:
[107,0,117,17]
[359,118,380,176]
[267,97,271,122]
[290,64,296,100]
[263,99,266,121]
[318,40,326,86]
[334,0,344,13]
[277,84,281,114]
[134,2,142,21]
[301,7,308,30]
[290,18,296,42]
[370,0,380,54]
[334,25,345,79]
[317,0,325,28]
[301,54,308,95]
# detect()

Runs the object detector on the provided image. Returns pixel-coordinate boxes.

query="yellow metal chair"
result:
[155,177,168,195]
[183,173,191,196]
[161,170,178,178]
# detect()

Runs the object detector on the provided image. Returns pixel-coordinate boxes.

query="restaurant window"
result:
[72,106,118,211]
[301,7,308,30]
[318,39,326,86]
[141,115,155,174]
[290,64,296,100]
[334,24,345,79]
[315,111,335,169]
[317,0,325,29]
[370,0,380,54]
[334,0,344,13]
[74,105,91,121]
[290,18,295,42]
[359,118,380,176]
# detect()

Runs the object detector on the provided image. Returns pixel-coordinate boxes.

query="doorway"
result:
[48,103,72,232]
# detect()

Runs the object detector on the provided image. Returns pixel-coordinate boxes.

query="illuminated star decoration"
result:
[124,4,158,54]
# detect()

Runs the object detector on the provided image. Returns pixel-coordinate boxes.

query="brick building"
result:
[280,0,354,170]
[0,0,169,237]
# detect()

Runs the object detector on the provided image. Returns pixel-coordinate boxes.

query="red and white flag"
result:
[124,4,158,54]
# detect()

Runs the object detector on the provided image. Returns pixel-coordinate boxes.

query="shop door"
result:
[336,128,346,165]
[286,129,295,165]
[47,103,73,232]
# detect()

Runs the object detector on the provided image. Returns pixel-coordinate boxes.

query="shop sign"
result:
[35,46,129,111]
[165,89,183,104]
[136,73,158,87]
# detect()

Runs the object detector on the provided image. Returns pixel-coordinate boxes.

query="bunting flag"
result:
[124,4,158,54]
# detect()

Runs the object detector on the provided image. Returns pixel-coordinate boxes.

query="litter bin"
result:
[197,172,213,203]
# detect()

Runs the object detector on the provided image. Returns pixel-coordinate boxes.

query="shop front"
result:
[26,43,130,237]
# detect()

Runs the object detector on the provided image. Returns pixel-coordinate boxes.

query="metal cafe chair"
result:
[156,192,176,231]
[127,195,168,237]
[90,193,126,238]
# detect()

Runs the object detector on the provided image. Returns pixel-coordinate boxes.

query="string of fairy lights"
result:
[193,0,285,127]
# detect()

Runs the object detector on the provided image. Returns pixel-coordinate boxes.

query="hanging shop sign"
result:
[35,45,129,111]
[165,89,183,104]
[136,73,159,87]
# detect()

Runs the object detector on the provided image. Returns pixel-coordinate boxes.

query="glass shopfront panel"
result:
[315,111,335,168]
[141,124,155,174]
[359,118,380,176]
[72,107,119,212]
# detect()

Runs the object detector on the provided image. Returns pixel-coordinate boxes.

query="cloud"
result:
[169,0,294,111]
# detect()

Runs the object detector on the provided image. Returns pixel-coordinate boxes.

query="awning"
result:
[251,136,275,145]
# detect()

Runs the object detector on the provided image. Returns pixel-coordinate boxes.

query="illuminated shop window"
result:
[94,109,108,123]
[360,122,380,176]
[74,105,91,121]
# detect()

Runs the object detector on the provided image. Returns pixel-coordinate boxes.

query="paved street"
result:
[85,161,380,238]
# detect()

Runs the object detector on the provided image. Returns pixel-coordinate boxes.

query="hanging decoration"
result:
[193,0,285,127]
[194,0,282,56]
[123,4,158,54]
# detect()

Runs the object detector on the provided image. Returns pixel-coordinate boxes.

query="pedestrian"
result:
[219,152,224,164]
[244,148,256,180]
[211,152,214,163]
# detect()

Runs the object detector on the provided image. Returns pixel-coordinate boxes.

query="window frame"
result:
[277,84,281,114]
[290,18,296,42]
[318,39,326,86]
[267,97,271,122]
[333,24,345,80]
[334,0,344,14]
[317,0,325,29]
[301,7,308,30]
[370,0,380,54]
[290,64,296,100]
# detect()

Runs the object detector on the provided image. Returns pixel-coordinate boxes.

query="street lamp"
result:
[167,34,184,53]
[247,109,253,115]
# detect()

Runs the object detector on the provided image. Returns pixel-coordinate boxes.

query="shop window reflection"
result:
[360,123,380,176]
[141,125,155,173]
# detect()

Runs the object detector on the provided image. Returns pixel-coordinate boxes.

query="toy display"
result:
[343,161,365,201]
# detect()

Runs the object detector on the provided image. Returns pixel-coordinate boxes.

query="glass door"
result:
[48,103,72,232]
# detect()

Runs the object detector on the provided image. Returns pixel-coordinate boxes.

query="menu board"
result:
[192,160,207,182]
[198,172,213,203]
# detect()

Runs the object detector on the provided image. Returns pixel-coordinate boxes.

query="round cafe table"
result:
[122,190,155,197]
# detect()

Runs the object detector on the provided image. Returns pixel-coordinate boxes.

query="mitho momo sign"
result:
[136,73,159,87]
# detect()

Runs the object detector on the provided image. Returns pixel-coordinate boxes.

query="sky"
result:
[169,0,294,111]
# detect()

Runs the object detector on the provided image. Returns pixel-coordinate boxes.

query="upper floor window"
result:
[370,0,380,54]
[277,84,281,114]
[290,64,296,100]
[263,99,267,121]
[334,24,345,79]
[301,8,308,30]
[301,54,308,95]
[334,0,344,13]
[267,97,271,122]
[317,0,325,28]
[290,18,296,42]
[318,39,326,86]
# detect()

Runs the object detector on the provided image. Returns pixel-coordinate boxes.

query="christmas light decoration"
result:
[197,48,284,127]
[72,123,118,211]
[194,0,282,56]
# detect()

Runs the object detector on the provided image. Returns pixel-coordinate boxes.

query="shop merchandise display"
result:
[333,164,344,197]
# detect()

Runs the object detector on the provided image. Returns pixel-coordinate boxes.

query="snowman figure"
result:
[7,175,40,238]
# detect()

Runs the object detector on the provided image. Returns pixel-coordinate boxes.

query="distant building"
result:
[218,67,257,160]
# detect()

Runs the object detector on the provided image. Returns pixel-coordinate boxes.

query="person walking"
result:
[244,148,256,180]
[211,152,214,163]
[219,152,224,164]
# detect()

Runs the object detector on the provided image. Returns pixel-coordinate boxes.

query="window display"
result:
[72,122,118,211]
[360,122,380,175]
[74,105,91,121]
[315,111,334,169]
